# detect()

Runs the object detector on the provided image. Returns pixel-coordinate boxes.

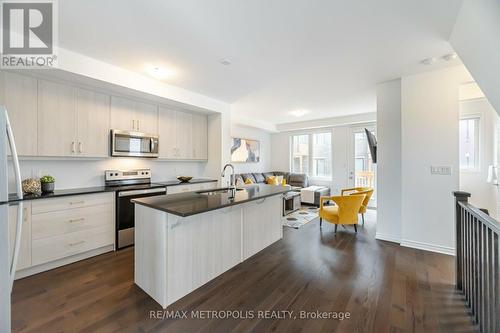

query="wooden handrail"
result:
[453,191,500,333]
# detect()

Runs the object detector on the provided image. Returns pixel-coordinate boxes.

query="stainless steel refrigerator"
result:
[0,107,23,333]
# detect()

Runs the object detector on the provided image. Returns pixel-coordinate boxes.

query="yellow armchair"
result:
[319,194,366,233]
[341,187,374,225]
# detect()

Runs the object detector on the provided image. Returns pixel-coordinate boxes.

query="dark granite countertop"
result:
[132,184,291,217]
[4,178,218,204]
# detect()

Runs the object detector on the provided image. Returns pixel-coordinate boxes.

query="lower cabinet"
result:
[9,192,115,278]
[166,181,218,195]
[8,202,32,271]
[242,195,283,260]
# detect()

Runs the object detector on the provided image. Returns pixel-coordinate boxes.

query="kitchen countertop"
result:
[4,178,218,204]
[132,184,291,217]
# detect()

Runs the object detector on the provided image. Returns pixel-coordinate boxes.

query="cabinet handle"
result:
[132,119,136,131]
[23,207,28,222]
[137,119,140,131]
[78,142,83,154]
[69,240,85,247]
[69,200,85,205]
[68,218,85,223]
[71,141,76,153]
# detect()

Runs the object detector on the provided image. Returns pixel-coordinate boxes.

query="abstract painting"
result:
[231,138,260,163]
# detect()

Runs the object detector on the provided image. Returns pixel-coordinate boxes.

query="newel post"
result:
[453,191,471,290]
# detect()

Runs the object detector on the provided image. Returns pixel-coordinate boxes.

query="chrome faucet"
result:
[221,163,236,198]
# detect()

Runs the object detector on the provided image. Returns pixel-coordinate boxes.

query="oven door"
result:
[116,187,166,249]
[111,129,159,158]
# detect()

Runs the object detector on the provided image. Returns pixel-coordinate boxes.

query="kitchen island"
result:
[132,184,290,308]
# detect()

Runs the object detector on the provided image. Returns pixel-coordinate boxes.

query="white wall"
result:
[459,98,499,217]
[450,0,500,115]
[375,79,402,243]
[400,65,472,255]
[230,124,272,174]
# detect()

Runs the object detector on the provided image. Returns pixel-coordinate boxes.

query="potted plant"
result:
[40,175,55,193]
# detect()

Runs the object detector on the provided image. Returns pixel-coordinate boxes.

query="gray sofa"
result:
[234,171,330,206]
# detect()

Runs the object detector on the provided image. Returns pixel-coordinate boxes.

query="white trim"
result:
[375,232,400,244]
[14,245,114,280]
[400,239,455,256]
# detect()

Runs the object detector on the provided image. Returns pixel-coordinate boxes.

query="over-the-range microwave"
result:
[110,129,159,158]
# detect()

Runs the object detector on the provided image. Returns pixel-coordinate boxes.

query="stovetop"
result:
[105,182,166,192]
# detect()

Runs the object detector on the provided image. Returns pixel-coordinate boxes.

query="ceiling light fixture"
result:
[289,109,309,117]
[220,58,231,66]
[443,53,458,61]
[146,65,176,80]
[421,57,437,65]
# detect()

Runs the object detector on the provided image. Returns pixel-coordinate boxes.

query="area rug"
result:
[282,207,319,229]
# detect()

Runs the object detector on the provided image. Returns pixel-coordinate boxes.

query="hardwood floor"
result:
[11,210,477,333]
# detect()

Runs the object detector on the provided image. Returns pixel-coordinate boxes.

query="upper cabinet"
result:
[110,96,158,134]
[76,89,110,157]
[38,80,77,156]
[0,72,38,156]
[158,108,208,160]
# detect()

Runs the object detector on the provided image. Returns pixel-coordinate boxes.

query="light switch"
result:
[431,166,452,175]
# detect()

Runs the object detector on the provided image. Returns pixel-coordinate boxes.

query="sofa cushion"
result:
[288,173,308,188]
[234,174,245,186]
[262,172,275,180]
[252,173,266,183]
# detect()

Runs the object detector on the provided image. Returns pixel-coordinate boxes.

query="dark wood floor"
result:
[12,211,477,333]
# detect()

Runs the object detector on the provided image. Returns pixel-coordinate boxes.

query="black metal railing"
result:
[454,191,500,333]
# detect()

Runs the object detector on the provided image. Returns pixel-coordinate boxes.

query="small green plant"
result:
[40,175,55,183]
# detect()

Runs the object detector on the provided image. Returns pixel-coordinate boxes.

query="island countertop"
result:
[132,184,291,217]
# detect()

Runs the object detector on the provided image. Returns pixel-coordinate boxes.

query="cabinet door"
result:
[192,114,208,160]
[135,101,158,134]
[76,88,110,157]
[158,107,177,159]
[176,111,193,159]
[9,203,32,271]
[110,96,135,131]
[0,72,38,156]
[38,80,77,156]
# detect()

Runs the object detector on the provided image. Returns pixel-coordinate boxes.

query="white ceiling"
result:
[60,0,463,126]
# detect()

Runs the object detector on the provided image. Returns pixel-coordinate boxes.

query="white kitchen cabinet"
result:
[110,96,158,134]
[158,107,177,158]
[166,181,217,195]
[76,88,110,157]
[192,114,208,160]
[158,108,207,160]
[8,202,32,271]
[242,195,282,260]
[38,80,77,156]
[0,72,38,156]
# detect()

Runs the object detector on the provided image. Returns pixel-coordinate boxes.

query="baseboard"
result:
[400,239,455,256]
[15,245,115,280]
[375,232,401,244]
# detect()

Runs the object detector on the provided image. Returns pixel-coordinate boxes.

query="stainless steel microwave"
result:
[110,129,159,158]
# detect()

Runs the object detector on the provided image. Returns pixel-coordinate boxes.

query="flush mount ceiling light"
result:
[289,109,309,117]
[220,58,231,66]
[421,57,437,65]
[146,65,176,80]
[443,53,458,61]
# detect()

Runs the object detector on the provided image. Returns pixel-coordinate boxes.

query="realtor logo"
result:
[1,0,58,68]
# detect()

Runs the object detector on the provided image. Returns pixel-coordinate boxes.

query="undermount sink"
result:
[197,187,244,195]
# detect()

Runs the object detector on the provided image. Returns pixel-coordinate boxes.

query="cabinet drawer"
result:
[32,204,113,240]
[32,192,114,214]
[32,225,114,266]
[167,182,217,194]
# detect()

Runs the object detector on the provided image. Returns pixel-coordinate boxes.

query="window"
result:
[291,132,332,178]
[459,117,480,170]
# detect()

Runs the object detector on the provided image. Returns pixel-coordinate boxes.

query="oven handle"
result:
[118,188,166,197]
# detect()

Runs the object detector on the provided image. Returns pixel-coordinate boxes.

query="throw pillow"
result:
[244,178,254,185]
[235,178,245,186]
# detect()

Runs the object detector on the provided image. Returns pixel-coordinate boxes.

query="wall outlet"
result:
[430,166,452,175]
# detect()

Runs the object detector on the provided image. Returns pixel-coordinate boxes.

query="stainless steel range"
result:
[105,169,166,249]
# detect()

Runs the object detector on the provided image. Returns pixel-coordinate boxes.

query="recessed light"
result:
[443,53,458,61]
[220,58,231,66]
[146,65,176,80]
[421,57,437,65]
[289,109,309,117]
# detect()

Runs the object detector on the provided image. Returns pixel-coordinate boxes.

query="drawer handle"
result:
[68,218,85,223]
[69,240,85,247]
[69,201,85,205]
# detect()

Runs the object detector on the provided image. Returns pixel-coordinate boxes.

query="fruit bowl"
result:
[177,176,193,183]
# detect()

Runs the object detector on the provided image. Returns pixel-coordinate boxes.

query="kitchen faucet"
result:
[221,163,236,198]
